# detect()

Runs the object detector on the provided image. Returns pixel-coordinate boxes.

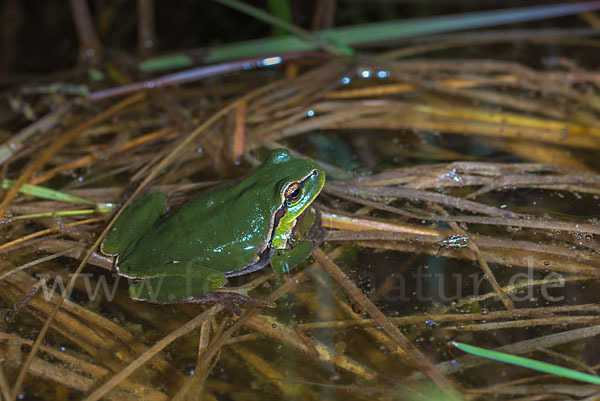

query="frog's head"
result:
[263,149,325,249]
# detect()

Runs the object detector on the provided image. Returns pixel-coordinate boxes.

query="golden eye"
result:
[285,183,302,204]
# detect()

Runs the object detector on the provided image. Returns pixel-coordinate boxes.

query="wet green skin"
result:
[101,149,325,303]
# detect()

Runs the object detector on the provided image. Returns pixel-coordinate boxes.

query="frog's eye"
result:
[284,182,303,205]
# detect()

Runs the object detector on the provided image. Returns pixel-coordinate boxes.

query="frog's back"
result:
[119,178,277,276]
[117,148,324,278]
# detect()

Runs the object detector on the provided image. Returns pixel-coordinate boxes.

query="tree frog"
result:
[101,149,325,306]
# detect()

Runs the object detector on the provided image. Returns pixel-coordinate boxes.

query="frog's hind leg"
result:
[101,192,167,255]
[128,267,228,303]
[128,263,274,314]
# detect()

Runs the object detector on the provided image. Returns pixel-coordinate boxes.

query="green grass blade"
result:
[452,341,600,385]
[204,2,600,62]
[2,179,113,213]
[10,209,98,221]
[3,179,95,205]
[212,0,353,56]
[139,54,194,73]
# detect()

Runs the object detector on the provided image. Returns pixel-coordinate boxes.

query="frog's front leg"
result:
[270,241,314,273]
[270,208,326,274]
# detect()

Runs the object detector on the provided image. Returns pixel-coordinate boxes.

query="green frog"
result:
[101,149,325,307]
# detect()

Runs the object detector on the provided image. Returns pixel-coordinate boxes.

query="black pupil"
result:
[288,188,301,202]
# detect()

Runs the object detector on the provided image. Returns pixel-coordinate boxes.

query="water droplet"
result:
[261,56,282,66]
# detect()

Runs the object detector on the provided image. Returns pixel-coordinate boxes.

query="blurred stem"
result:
[312,0,336,30]
[69,0,103,64]
[137,0,156,57]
